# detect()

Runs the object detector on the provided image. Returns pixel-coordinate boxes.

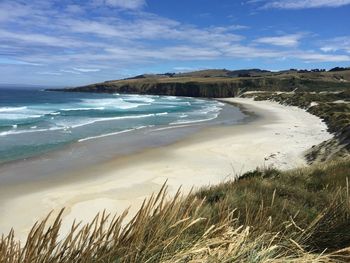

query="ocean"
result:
[0,89,230,164]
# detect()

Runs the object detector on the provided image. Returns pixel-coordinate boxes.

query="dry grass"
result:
[243,91,350,162]
[1,160,350,262]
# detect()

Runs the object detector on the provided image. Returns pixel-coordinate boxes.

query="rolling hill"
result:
[53,68,350,98]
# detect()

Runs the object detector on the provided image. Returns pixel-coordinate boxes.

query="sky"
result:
[0,0,349,86]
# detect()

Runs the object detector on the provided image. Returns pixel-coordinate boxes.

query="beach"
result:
[0,97,332,241]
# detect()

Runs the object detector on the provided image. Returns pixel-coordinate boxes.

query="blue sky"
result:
[0,0,349,86]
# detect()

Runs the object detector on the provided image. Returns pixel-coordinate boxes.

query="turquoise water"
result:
[0,89,224,164]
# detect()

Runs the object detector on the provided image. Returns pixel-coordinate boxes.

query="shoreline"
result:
[0,97,332,241]
[0,102,246,188]
[0,92,232,167]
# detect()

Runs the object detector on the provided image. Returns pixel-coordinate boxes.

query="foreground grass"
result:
[1,159,350,262]
[197,160,350,252]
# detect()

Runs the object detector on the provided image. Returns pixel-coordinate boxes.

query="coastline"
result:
[0,97,332,241]
[0,102,245,187]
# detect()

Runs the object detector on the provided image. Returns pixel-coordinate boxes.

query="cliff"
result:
[51,68,350,98]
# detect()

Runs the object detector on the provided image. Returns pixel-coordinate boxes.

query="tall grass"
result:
[1,160,350,262]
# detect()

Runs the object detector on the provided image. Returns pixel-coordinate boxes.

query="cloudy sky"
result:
[0,0,349,86]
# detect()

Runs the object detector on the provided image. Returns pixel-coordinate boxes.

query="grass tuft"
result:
[1,160,350,262]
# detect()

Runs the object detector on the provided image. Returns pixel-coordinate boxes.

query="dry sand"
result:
[0,98,333,241]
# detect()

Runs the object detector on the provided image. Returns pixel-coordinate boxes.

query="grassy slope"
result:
[1,160,350,262]
[196,161,350,252]
[59,69,350,98]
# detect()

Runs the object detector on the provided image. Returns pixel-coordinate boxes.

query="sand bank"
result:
[0,98,332,241]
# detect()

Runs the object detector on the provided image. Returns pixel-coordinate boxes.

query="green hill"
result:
[52,68,350,98]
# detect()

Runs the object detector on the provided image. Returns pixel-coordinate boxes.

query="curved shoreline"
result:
[0,102,245,187]
[0,98,332,241]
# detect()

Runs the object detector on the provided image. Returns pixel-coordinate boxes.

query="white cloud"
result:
[92,0,146,9]
[65,5,85,14]
[0,29,81,48]
[263,0,350,9]
[73,68,101,72]
[104,45,221,61]
[37,71,62,75]
[0,2,32,22]
[294,52,350,62]
[173,67,203,72]
[321,47,336,52]
[0,0,349,82]
[60,69,81,74]
[255,34,303,47]
[0,57,42,66]
[221,44,285,59]
[62,16,242,45]
[320,36,350,54]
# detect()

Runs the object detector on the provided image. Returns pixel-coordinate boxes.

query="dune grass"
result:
[243,90,350,162]
[196,161,350,252]
[1,160,350,262]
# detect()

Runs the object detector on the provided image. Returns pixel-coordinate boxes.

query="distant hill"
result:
[329,67,350,72]
[119,69,272,80]
[52,68,350,98]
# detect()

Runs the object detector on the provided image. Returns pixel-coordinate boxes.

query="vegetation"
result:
[1,160,350,262]
[52,68,350,98]
[242,90,350,162]
[329,67,350,72]
[14,68,350,261]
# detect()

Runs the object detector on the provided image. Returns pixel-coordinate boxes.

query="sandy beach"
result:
[0,97,332,241]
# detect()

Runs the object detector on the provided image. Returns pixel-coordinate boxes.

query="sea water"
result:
[0,89,225,164]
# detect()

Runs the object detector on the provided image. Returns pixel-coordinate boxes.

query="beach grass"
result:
[1,159,350,262]
[242,90,350,162]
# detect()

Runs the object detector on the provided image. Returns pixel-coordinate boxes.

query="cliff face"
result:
[59,78,350,98]
[69,81,239,97]
[53,69,350,98]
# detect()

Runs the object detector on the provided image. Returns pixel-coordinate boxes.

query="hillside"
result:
[1,159,350,262]
[54,68,350,98]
